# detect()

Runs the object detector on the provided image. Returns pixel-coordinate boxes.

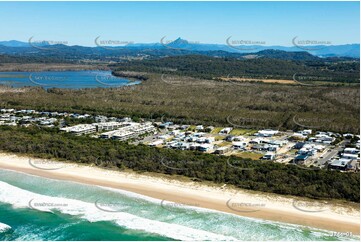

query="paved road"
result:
[317,140,348,166]
[317,149,338,166]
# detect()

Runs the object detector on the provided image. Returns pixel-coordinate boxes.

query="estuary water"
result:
[0,71,140,89]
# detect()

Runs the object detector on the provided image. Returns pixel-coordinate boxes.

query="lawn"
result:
[230,128,258,136]
[210,127,224,134]
[217,141,232,147]
[233,152,263,160]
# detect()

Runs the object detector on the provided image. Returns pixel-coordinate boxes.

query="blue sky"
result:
[0,1,359,46]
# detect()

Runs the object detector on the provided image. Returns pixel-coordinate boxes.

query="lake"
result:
[0,71,141,89]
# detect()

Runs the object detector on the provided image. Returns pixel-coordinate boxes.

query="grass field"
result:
[233,152,264,160]
[230,128,258,136]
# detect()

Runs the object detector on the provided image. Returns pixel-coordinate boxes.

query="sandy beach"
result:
[0,152,359,235]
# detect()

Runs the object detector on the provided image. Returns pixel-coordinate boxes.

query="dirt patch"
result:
[219,77,296,84]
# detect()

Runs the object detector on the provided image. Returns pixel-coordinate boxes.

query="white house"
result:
[256,129,279,137]
[219,127,233,134]
[344,148,359,154]
[195,125,204,131]
[262,152,275,160]
[149,139,164,147]
[205,137,215,143]
[232,141,247,150]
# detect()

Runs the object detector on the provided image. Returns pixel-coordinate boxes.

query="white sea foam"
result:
[0,222,11,233]
[1,170,359,241]
[0,181,237,241]
[97,185,218,214]
[99,185,357,240]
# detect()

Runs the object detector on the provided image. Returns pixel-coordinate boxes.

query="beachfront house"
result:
[294,154,309,164]
[214,146,230,154]
[262,152,276,160]
[328,158,353,171]
[198,144,214,152]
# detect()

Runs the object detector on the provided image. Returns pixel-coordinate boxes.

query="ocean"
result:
[0,71,141,89]
[0,169,358,241]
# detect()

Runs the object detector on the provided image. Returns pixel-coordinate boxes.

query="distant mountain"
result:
[128,38,359,58]
[0,40,30,47]
[0,38,359,60]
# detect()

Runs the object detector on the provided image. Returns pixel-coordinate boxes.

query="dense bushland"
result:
[0,126,359,202]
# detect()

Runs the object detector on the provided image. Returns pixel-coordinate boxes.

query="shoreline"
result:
[111,70,149,81]
[0,152,359,235]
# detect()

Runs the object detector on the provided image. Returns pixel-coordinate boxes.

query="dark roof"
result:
[295,154,308,160]
[294,142,305,149]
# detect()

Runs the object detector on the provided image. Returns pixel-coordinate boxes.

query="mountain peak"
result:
[0,40,30,47]
[171,37,188,45]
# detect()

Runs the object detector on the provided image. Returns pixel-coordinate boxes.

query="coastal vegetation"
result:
[111,55,360,83]
[0,125,359,202]
[0,73,359,133]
